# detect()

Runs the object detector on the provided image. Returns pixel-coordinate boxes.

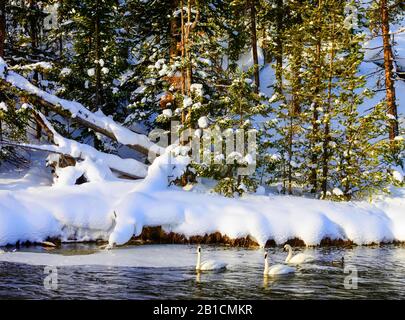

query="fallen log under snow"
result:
[0,57,164,158]
[1,140,147,180]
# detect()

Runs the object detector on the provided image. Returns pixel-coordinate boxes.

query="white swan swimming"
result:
[196,246,227,271]
[264,251,295,276]
[284,244,314,264]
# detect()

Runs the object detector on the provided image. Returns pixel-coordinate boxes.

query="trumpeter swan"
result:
[284,244,314,264]
[264,251,295,276]
[196,246,227,271]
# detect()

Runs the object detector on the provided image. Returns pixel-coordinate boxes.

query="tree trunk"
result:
[274,0,283,95]
[94,0,102,111]
[309,0,322,194]
[287,115,294,194]
[169,0,180,62]
[321,15,335,198]
[250,0,260,92]
[180,0,186,125]
[0,0,5,58]
[57,0,63,58]
[286,19,303,195]
[27,0,42,138]
[380,0,398,140]
[186,0,192,96]
[0,0,5,142]
[28,0,38,50]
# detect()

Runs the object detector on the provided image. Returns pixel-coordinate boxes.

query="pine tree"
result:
[0,0,35,165]
[198,70,266,196]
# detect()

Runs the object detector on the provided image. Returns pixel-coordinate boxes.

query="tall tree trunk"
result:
[28,0,38,50]
[380,0,398,140]
[286,16,303,195]
[309,45,320,194]
[28,0,42,138]
[169,0,180,62]
[287,114,294,194]
[287,62,302,195]
[186,0,192,96]
[309,0,322,194]
[0,0,5,142]
[94,0,102,111]
[321,15,335,198]
[180,0,186,125]
[250,0,260,92]
[274,0,283,95]
[57,0,63,58]
[0,0,5,58]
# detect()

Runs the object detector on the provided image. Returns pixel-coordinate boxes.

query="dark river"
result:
[1,244,405,299]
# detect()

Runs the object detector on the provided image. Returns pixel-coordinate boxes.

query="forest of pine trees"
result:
[0,0,404,200]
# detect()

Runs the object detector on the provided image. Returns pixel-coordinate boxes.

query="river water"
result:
[1,244,405,299]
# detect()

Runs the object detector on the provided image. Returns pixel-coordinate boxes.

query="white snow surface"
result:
[1,147,405,247]
[236,46,265,72]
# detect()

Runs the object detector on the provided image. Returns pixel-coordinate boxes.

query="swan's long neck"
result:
[285,247,293,263]
[196,250,201,270]
[264,255,269,274]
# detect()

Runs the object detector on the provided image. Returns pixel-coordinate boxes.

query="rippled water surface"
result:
[1,244,405,299]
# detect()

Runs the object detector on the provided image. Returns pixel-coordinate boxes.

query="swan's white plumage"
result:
[267,264,295,276]
[264,252,295,276]
[196,246,227,271]
[287,253,314,264]
[198,260,227,271]
[284,244,314,264]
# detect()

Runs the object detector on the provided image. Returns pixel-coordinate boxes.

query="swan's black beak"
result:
[264,253,267,259]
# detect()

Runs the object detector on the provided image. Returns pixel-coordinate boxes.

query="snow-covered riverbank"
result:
[1,156,405,248]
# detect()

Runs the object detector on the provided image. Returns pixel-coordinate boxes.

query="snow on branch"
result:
[0,57,164,158]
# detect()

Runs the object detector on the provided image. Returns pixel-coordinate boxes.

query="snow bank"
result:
[0,180,126,245]
[0,144,404,248]
[107,190,401,247]
[1,161,405,247]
